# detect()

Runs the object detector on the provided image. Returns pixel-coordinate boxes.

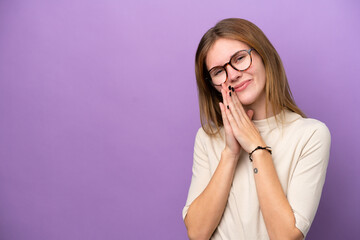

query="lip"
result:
[234,80,252,92]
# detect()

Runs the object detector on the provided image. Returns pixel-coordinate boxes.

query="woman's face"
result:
[206,38,266,110]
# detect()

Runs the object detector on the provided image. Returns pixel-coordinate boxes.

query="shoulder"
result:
[194,126,225,152]
[284,110,330,133]
[284,111,331,145]
[195,126,224,142]
[193,127,208,151]
[295,115,330,138]
[195,127,207,139]
[302,118,330,134]
[302,118,331,148]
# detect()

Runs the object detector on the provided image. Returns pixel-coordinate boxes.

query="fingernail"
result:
[232,87,235,92]
[228,86,231,90]
[229,92,231,97]
[227,105,229,109]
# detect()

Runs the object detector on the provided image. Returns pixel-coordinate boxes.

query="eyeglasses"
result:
[208,48,254,86]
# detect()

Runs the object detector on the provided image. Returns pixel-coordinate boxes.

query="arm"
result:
[184,85,254,239]
[285,124,331,236]
[224,109,302,238]
[251,123,330,239]
[184,149,239,240]
[251,150,304,240]
[224,88,330,239]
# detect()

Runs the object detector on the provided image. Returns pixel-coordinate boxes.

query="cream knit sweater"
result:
[183,110,331,239]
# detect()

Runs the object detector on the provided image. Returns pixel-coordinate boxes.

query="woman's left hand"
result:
[223,85,266,153]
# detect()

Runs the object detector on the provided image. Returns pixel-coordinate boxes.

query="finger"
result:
[225,103,240,132]
[219,102,230,127]
[224,85,243,126]
[226,86,246,123]
[246,109,254,120]
[230,88,247,117]
[222,82,231,92]
[229,89,254,127]
[227,93,244,127]
[224,90,241,129]
[220,87,233,128]
[221,87,229,110]
[228,91,257,134]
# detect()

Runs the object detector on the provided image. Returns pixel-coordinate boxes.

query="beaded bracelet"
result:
[249,146,272,162]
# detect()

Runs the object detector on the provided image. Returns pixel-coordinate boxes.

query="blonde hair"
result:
[195,18,305,136]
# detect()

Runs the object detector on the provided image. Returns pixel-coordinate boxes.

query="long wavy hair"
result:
[195,18,305,136]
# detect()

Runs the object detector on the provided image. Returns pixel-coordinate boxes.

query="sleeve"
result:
[287,123,331,238]
[182,128,212,220]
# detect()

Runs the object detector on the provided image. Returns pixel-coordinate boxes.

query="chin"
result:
[236,89,265,108]
[237,94,257,106]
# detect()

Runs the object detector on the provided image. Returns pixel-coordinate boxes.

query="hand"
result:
[222,84,265,153]
[219,84,255,158]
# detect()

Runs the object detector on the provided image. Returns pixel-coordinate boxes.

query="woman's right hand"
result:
[219,84,254,159]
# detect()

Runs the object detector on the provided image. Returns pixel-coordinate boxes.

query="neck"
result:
[243,91,276,120]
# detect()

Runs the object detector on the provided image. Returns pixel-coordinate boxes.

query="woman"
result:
[182,18,331,240]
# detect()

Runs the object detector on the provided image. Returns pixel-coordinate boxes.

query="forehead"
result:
[206,38,250,70]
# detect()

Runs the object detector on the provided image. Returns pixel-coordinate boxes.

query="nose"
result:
[225,64,243,83]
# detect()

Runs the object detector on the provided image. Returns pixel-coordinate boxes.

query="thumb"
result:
[246,109,254,120]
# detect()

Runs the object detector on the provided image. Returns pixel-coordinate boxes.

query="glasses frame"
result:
[208,48,254,86]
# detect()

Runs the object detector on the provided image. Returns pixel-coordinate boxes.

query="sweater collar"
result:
[253,109,302,133]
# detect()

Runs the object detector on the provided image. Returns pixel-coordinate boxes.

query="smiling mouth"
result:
[234,80,252,92]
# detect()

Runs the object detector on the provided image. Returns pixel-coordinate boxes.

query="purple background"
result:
[0,0,359,239]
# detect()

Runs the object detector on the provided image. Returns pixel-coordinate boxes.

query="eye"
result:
[234,53,246,63]
[235,56,244,63]
[214,69,223,76]
[211,68,224,77]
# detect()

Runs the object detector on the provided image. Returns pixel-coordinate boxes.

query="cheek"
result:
[259,69,267,85]
[251,65,266,84]
[258,63,266,80]
[214,86,222,93]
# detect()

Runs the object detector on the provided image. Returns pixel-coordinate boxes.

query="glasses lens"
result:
[231,51,251,71]
[209,67,226,85]
[208,50,252,86]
